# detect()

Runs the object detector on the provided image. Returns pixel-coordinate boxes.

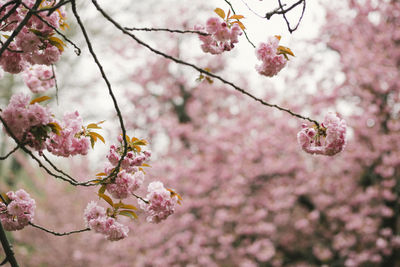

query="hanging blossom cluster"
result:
[84,136,181,241]
[139,181,179,223]
[0,0,68,74]
[297,112,347,156]
[255,36,294,77]
[46,111,91,157]
[22,65,55,93]
[1,93,92,156]
[194,17,242,55]
[0,189,36,231]
[84,201,129,241]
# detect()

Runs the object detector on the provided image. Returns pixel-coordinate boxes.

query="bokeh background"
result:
[1,0,399,266]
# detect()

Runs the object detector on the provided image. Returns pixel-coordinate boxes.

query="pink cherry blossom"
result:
[297,112,347,156]
[255,36,288,77]
[139,181,178,223]
[195,17,242,55]
[0,189,35,231]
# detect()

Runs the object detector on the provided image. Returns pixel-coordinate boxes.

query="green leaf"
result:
[119,210,138,220]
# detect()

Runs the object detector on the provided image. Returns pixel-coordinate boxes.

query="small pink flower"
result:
[297,112,347,156]
[255,37,287,77]
[139,181,178,223]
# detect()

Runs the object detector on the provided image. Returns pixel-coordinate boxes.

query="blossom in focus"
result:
[1,93,54,151]
[46,111,90,157]
[194,17,242,55]
[297,112,347,156]
[84,201,129,241]
[255,36,291,77]
[139,181,178,223]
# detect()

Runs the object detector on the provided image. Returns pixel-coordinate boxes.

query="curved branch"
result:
[124,27,209,36]
[91,0,319,126]
[71,0,128,181]
[29,222,90,236]
[0,144,20,160]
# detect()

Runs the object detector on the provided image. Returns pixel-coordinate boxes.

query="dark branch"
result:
[0,222,19,267]
[124,27,209,36]
[29,222,90,236]
[71,0,129,182]
[0,0,41,57]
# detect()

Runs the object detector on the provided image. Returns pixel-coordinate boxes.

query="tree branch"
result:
[29,222,90,236]
[124,27,209,36]
[71,0,129,182]
[0,222,19,267]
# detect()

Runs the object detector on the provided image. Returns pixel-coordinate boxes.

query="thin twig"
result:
[32,0,71,16]
[277,0,306,33]
[29,222,90,236]
[132,193,149,204]
[91,0,319,126]
[41,153,78,183]
[0,144,20,160]
[71,0,129,181]
[51,64,59,104]
[0,0,20,25]
[223,0,256,48]
[124,27,209,36]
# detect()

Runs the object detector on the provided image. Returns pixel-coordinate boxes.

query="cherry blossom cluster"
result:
[1,93,54,150]
[1,93,91,156]
[297,112,347,156]
[103,136,151,199]
[255,36,289,77]
[194,17,242,55]
[84,201,129,241]
[84,136,180,241]
[0,0,66,74]
[46,111,91,157]
[22,65,55,93]
[0,189,35,231]
[139,181,179,223]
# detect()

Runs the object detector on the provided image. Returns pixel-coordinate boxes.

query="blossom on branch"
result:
[297,112,347,156]
[139,181,178,223]
[0,0,67,73]
[1,93,55,151]
[0,189,36,231]
[46,111,91,157]
[84,201,129,241]
[255,36,294,77]
[194,16,242,55]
